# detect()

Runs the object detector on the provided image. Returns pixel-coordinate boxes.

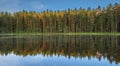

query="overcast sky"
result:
[0,0,120,13]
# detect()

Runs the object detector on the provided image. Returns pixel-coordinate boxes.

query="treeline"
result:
[0,35,120,64]
[0,3,120,33]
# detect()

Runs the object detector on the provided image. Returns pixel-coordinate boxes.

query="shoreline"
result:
[0,33,120,36]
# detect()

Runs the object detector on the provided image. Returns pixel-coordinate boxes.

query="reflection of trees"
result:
[0,35,120,64]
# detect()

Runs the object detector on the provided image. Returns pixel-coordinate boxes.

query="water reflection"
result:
[0,35,120,65]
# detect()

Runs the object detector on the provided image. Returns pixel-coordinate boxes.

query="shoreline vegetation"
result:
[0,3,120,33]
[0,33,120,36]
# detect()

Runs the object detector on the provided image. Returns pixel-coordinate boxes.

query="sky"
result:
[0,0,120,13]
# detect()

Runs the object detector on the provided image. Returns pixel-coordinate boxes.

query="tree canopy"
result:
[0,3,120,33]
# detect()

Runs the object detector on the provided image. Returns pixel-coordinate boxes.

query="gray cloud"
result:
[0,0,19,12]
[29,1,44,9]
[0,0,45,13]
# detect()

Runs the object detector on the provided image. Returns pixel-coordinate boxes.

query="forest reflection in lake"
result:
[0,35,120,66]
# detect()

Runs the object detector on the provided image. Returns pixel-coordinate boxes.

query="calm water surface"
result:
[0,35,120,66]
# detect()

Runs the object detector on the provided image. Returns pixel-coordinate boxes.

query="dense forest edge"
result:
[0,3,120,33]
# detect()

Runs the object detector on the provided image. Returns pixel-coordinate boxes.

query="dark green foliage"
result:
[0,3,120,33]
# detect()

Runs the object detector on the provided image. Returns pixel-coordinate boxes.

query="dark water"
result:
[0,35,120,66]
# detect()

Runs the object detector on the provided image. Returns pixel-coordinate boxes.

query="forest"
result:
[0,3,120,33]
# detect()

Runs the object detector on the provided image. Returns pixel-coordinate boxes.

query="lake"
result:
[0,35,120,66]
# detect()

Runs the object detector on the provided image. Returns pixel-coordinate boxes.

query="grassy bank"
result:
[0,33,120,36]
